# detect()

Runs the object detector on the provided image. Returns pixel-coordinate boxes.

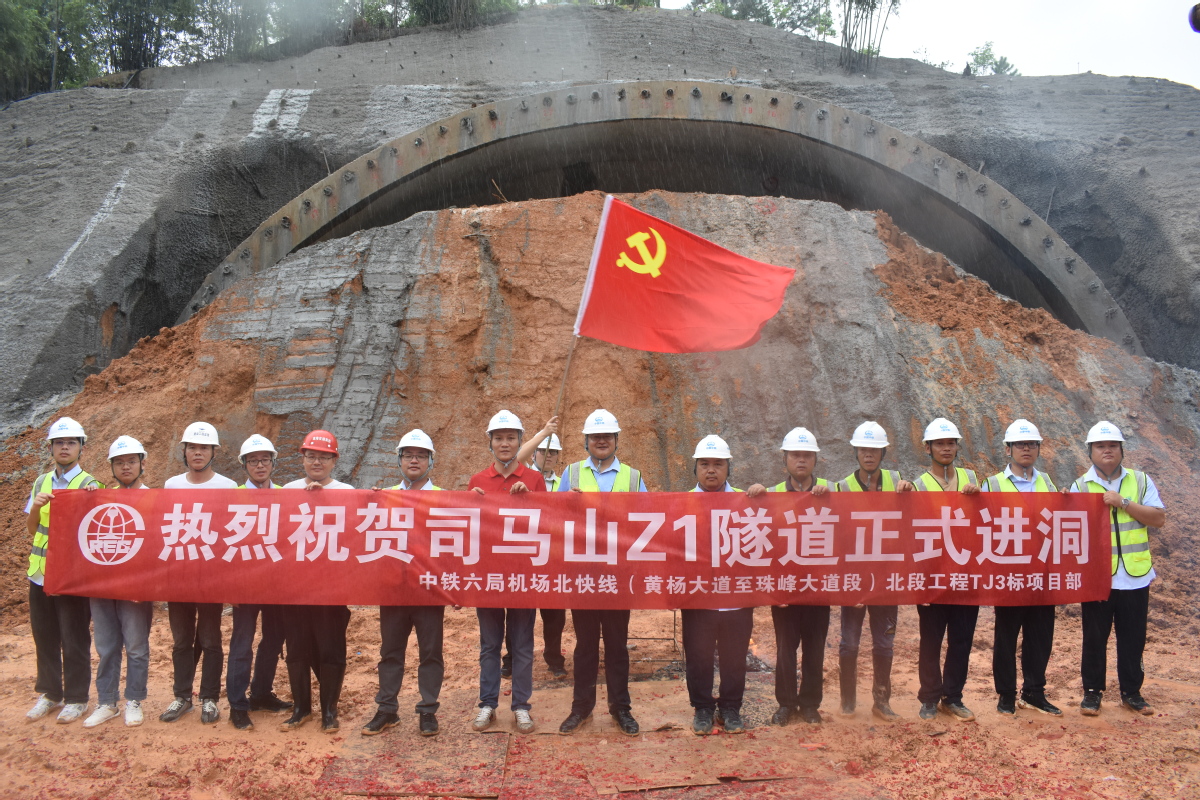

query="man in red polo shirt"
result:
[468,410,546,734]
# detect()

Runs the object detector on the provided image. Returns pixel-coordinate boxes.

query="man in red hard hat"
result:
[279,430,354,734]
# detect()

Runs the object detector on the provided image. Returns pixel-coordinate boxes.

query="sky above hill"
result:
[657,0,1200,89]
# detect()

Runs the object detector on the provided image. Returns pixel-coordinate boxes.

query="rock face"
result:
[2,192,1196,620]
[1,5,1198,433]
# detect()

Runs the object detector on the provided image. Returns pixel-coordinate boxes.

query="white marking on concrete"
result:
[247,89,313,139]
[48,168,131,280]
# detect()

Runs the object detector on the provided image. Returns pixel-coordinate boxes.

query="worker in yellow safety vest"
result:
[556,410,646,737]
[24,417,102,725]
[914,417,981,722]
[1071,421,1165,717]
[834,422,912,724]
[984,419,1063,718]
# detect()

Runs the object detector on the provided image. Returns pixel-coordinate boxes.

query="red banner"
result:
[46,490,1111,608]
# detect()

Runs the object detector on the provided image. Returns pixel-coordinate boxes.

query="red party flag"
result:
[573,196,796,353]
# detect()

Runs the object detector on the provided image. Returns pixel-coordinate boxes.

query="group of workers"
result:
[24,407,1164,739]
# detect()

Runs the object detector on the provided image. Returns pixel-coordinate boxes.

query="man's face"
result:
[490,429,521,462]
[534,448,559,471]
[243,451,274,485]
[1008,441,1039,470]
[586,433,616,462]
[1090,441,1123,472]
[926,438,959,466]
[399,447,432,481]
[50,437,81,467]
[696,458,729,491]
[302,449,336,482]
[111,453,142,486]
[856,447,883,472]
[185,442,215,471]
[785,450,816,482]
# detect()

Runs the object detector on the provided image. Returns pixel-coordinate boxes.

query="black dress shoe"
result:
[612,709,639,736]
[770,706,793,726]
[361,710,400,736]
[279,709,312,731]
[798,706,822,725]
[249,693,293,713]
[419,712,439,736]
[322,710,340,733]
[230,708,254,730]
[558,711,592,734]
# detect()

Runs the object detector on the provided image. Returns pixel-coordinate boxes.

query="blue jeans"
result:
[91,598,153,706]
[226,605,285,711]
[477,608,534,711]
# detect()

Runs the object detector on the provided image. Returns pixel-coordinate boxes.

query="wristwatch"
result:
[1121,497,1131,509]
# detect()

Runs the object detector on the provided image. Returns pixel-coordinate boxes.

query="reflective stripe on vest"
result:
[769,478,833,492]
[566,461,640,492]
[1072,470,1151,577]
[28,469,101,581]
[984,471,1057,493]
[914,468,978,492]
[837,470,899,492]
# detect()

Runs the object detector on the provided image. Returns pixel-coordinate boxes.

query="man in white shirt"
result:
[1070,421,1166,717]
[160,422,238,726]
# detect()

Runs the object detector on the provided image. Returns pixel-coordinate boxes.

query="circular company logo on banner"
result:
[77,503,145,565]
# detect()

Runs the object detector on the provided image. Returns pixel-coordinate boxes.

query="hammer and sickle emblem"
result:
[616,228,666,278]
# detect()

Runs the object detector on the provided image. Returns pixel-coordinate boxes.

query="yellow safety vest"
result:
[837,470,900,492]
[386,482,442,490]
[548,475,560,492]
[28,469,101,582]
[238,482,282,489]
[914,467,978,492]
[769,478,833,492]
[1072,471,1151,577]
[565,461,641,492]
[985,471,1057,493]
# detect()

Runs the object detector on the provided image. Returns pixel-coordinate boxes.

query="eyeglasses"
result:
[303,453,335,463]
[244,458,273,467]
[1009,442,1040,450]
[400,453,430,462]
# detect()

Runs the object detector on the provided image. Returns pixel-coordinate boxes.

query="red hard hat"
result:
[301,430,339,455]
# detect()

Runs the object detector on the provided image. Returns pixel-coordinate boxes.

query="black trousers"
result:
[1082,587,1149,697]
[168,602,224,701]
[283,604,350,713]
[505,609,566,671]
[917,604,979,705]
[376,605,444,715]
[681,608,753,711]
[226,604,286,711]
[570,609,631,715]
[29,582,92,704]
[771,605,829,711]
[992,605,1055,699]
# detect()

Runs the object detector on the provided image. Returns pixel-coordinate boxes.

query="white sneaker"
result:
[471,706,495,732]
[514,709,535,734]
[57,703,87,724]
[83,705,120,728]
[125,700,144,727]
[26,695,62,721]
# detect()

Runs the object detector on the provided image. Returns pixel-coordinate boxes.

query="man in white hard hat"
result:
[24,417,101,725]
[82,437,153,729]
[984,420,1063,717]
[468,410,546,735]
[1071,421,1165,717]
[161,422,238,726]
[279,430,355,734]
[535,434,563,491]
[556,409,646,737]
[225,435,291,732]
[745,428,835,726]
[913,417,981,722]
[683,435,753,735]
[834,422,912,723]
[363,429,446,738]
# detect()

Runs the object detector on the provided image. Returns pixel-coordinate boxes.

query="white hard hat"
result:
[1003,419,1042,444]
[781,427,820,452]
[47,416,87,444]
[923,417,962,442]
[181,421,220,447]
[849,421,888,448]
[486,409,524,433]
[582,409,621,435]
[396,429,436,454]
[108,435,146,460]
[239,434,277,459]
[693,434,732,460]
[539,434,562,451]
[1086,420,1125,444]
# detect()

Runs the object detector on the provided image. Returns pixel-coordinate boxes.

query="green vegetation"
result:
[967,41,1019,77]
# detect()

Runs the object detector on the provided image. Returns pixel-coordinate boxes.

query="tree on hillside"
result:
[687,0,832,38]
[98,0,199,71]
[837,0,897,74]
[967,41,1019,77]
[1,0,102,101]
